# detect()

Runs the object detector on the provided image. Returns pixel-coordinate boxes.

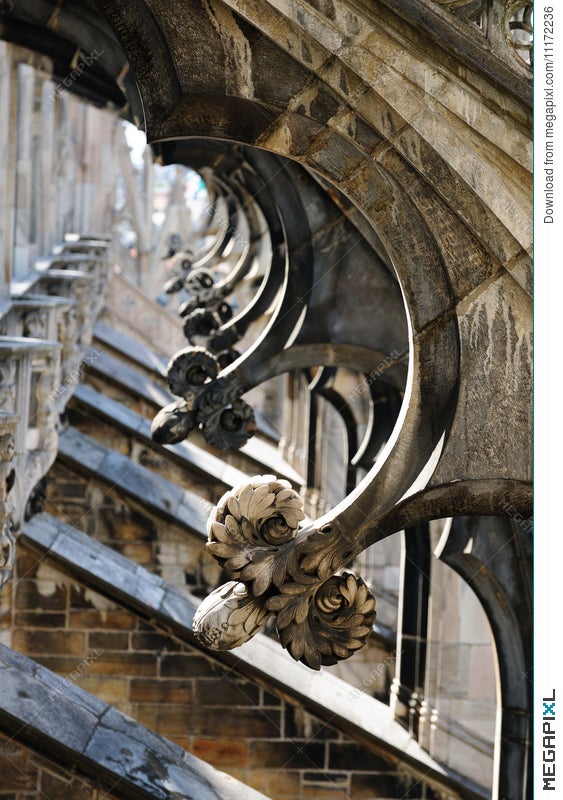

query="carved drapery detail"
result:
[193,476,376,669]
[151,346,256,449]
[0,360,17,412]
[0,418,18,588]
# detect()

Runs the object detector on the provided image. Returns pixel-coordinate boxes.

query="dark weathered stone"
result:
[0,644,271,800]
[72,383,250,488]
[58,427,209,535]
[21,514,484,798]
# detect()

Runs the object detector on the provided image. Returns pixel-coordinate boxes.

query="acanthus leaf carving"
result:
[194,476,376,669]
[192,580,273,650]
[272,572,376,669]
[150,400,197,444]
[153,347,256,450]
[167,346,219,396]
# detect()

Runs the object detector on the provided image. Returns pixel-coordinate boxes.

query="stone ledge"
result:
[0,643,271,800]
[21,513,488,800]
[72,382,250,491]
[57,426,213,535]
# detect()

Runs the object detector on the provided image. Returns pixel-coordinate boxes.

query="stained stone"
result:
[0,644,270,800]
[21,514,467,795]
[58,428,207,535]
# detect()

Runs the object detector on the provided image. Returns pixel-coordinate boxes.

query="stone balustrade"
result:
[0,235,112,585]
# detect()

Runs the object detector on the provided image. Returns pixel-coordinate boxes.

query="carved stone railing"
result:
[0,413,19,588]
[0,236,112,586]
[54,234,111,257]
[36,270,98,352]
[35,253,109,318]
[1,296,74,342]
[0,295,79,414]
[0,338,62,581]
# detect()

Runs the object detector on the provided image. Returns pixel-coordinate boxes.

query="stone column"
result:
[13,63,36,278]
[0,44,16,296]
[390,523,430,739]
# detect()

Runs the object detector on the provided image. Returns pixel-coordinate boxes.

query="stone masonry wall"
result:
[4,543,441,800]
[0,732,121,800]
[0,445,450,800]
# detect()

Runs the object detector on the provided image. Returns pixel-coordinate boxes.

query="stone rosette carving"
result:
[194,476,376,669]
[182,303,233,346]
[151,346,255,450]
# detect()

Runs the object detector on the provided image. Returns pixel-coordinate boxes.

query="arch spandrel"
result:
[87,0,531,557]
[97,0,531,251]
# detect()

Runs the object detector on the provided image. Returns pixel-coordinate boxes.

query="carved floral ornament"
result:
[0,420,18,589]
[151,346,255,450]
[193,476,376,670]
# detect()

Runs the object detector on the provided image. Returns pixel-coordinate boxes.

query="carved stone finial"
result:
[196,382,256,450]
[193,476,376,669]
[152,347,255,450]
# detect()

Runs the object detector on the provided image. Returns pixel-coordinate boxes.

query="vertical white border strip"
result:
[534,2,560,793]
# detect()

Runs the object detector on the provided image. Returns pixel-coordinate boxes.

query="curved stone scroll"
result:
[193,476,376,669]
[151,346,256,450]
